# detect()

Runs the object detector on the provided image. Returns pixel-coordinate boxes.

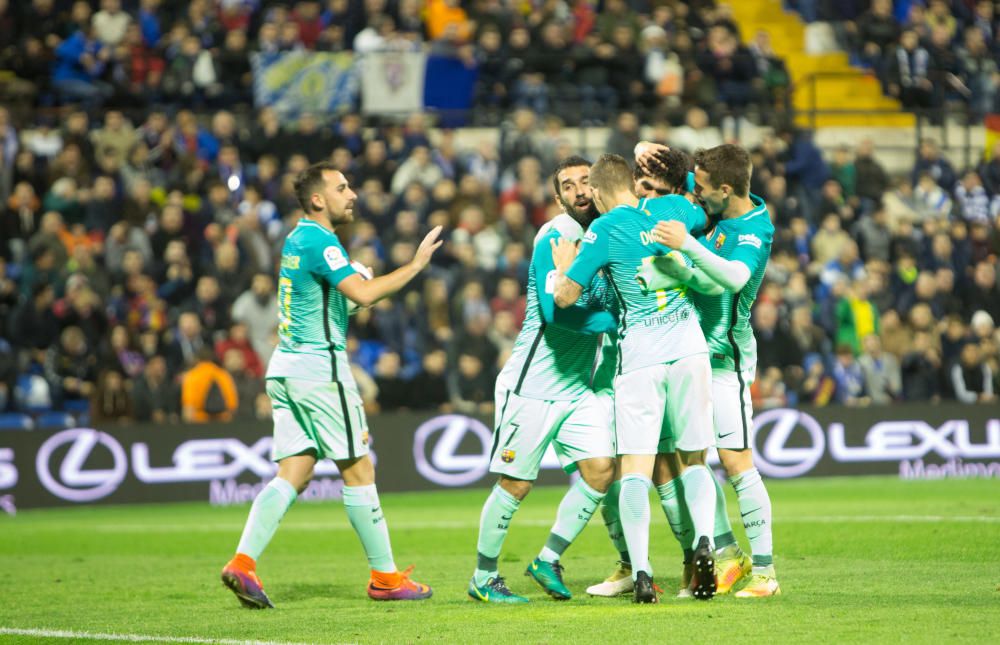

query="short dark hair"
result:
[294,161,339,213]
[551,155,591,197]
[635,148,693,194]
[693,144,752,197]
[589,153,633,195]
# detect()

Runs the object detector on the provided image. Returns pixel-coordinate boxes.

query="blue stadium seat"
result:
[0,413,34,431]
[35,412,76,430]
[63,399,91,414]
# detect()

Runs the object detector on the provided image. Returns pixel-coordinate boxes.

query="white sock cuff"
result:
[574,478,606,502]
[655,478,679,499]
[730,467,761,491]
[492,484,521,510]
[621,473,653,490]
[269,476,298,504]
[342,483,379,507]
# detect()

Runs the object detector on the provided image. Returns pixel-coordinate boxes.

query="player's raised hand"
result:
[550,236,579,272]
[634,141,671,173]
[653,251,693,280]
[411,225,444,270]
[652,220,688,250]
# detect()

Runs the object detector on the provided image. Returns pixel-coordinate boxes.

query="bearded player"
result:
[468,156,620,603]
[220,162,442,608]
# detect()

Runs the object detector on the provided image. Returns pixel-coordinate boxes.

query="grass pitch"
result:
[1,476,998,644]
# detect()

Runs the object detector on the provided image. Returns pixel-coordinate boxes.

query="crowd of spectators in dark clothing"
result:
[0,0,998,429]
[0,0,791,125]
[790,0,999,121]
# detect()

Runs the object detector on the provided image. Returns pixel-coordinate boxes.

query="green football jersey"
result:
[566,200,708,374]
[266,218,358,385]
[689,195,774,376]
[497,215,619,401]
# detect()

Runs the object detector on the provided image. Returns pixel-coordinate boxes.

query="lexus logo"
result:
[413,415,492,486]
[36,429,128,502]
[752,409,826,478]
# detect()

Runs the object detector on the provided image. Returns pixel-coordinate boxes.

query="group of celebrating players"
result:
[218,139,780,610]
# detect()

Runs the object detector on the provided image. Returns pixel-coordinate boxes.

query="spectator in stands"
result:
[854,139,891,206]
[902,330,944,402]
[963,261,1000,322]
[887,29,934,114]
[832,343,869,406]
[221,347,261,420]
[167,311,208,374]
[951,342,996,403]
[957,26,998,120]
[180,346,238,423]
[231,273,277,362]
[754,300,802,373]
[912,138,957,190]
[131,354,178,423]
[955,170,991,224]
[855,0,899,73]
[45,325,97,409]
[781,129,828,222]
[836,278,880,355]
[670,107,723,153]
[92,369,131,423]
[215,322,263,379]
[913,172,953,219]
[8,283,58,354]
[857,333,901,405]
[373,351,409,412]
[52,23,114,106]
[856,207,893,262]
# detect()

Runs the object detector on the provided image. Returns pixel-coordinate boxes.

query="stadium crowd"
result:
[0,0,999,427]
[792,0,1000,120]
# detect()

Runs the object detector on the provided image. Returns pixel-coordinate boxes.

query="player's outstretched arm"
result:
[337,226,443,307]
[651,220,750,292]
[636,253,725,296]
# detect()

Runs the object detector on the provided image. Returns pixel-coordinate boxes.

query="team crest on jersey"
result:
[501,449,516,463]
[715,233,727,249]
[738,233,762,248]
[324,246,348,271]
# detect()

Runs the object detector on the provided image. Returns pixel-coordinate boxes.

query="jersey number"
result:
[278,277,292,336]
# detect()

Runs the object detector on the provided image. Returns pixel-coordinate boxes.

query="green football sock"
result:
[236,476,297,561]
[680,465,717,550]
[539,479,605,563]
[712,472,737,549]
[731,467,774,568]
[473,484,520,586]
[343,484,396,573]
[619,474,653,578]
[600,479,630,563]
[656,479,694,559]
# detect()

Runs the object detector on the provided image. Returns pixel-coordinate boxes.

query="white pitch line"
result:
[0,627,333,645]
[15,514,1000,534]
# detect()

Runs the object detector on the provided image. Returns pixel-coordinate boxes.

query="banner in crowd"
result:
[2,403,998,513]
[252,51,359,118]
[360,51,427,115]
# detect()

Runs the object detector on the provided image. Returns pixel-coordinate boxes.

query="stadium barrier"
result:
[1,404,998,513]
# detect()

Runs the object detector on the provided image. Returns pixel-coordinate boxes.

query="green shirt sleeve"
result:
[535,229,617,334]
[305,233,357,287]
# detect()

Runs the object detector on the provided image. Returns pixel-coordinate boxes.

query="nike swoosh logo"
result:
[741,508,761,517]
[371,507,380,513]
[531,562,539,571]
[500,514,513,521]
[582,507,595,515]
[473,588,489,601]
[719,432,736,439]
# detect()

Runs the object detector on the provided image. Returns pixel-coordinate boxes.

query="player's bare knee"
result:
[337,455,375,487]
[498,476,532,500]
[652,452,681,485]
[579,458,615,493]
[678,449,708,467]
[718,449,753,477]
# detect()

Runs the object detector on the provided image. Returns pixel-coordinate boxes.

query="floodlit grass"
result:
[2,476,998,644]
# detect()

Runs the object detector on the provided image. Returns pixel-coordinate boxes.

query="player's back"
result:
[569,201,707,375]
[498,215,614,400]
[266,219,356,385]
[690,195,774,374]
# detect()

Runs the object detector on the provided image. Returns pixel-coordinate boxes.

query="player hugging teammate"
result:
[469,141,779,604]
